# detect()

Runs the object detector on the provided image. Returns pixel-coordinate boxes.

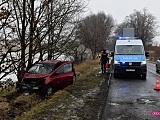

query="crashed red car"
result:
[16,60,76,96]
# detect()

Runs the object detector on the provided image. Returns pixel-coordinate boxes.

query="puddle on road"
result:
[108,102,120,106]
[108,97,157,106]
[108,99,157,106]
[136,98,157,104]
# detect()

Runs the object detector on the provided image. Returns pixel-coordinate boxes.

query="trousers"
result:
[101,62,106,73]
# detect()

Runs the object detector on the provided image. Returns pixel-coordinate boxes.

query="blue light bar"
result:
[117,37,139,40]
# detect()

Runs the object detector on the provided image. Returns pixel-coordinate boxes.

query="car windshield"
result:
[115,45,144,55]
[28,63,55,74]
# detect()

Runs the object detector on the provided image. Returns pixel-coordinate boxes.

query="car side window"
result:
[56,63,72,74]
[57,66,64,74]
[64,64,72,73]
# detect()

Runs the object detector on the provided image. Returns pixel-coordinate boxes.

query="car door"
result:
[50,64,65,89]
[51,63,74,89]
[62,63,74,87]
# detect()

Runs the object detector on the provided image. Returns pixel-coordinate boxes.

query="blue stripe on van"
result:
[115,55,145,62]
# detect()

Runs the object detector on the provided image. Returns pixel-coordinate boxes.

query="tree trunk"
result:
[21,0,26,69]
[28,0,34,68]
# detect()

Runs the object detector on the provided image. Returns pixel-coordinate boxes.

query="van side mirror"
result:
[145,51,149,57]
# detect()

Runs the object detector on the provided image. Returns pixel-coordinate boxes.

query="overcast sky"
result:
[86,0,160,43]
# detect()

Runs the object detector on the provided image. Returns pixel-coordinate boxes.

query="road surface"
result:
[101,62,160,120]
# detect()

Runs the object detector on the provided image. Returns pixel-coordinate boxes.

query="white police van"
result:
[112,37,149,79]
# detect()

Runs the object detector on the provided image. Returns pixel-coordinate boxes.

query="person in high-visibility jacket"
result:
[98,51,103,64]
[99,50,109,73]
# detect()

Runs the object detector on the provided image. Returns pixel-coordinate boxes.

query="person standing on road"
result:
[100,49,109,73]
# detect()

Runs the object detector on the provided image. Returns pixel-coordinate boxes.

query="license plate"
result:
[22,86,27,89]
[24,92,29,96]
[33,87,39,89]
[126,69,135,72]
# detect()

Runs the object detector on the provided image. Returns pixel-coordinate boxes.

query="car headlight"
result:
[141,61,146,65]
[114,60,120,65]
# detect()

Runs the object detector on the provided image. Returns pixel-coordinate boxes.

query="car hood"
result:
[24,73,49,79]
[115,55,146,62]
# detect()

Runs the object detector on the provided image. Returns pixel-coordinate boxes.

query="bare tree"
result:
[45,0,85,60]
[0,0,85,80]
[115,8,158,50]
[0,0,21,80]
[78,12,114,59]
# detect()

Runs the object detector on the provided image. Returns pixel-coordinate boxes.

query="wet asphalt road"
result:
[101,62,160,120]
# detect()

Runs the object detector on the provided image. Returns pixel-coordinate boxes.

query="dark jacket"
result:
[101,51,109,63]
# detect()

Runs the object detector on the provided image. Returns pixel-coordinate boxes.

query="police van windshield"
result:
[115,45,144,55]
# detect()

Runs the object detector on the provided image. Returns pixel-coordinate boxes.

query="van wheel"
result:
[141,73,146,80]
[156,66,159,73]
[114,73,118,78]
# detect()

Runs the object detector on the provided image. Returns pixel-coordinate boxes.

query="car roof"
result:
[38,60,73,64]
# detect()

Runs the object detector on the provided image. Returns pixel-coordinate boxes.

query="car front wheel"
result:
[42,84,54,97]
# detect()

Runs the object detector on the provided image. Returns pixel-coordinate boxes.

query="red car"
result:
[16,60,76,96]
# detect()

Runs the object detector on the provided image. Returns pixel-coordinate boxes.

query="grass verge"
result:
[16,60,105,120]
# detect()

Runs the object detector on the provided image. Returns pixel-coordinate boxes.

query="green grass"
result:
[16,90,75,120]
[0,87,16,96]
